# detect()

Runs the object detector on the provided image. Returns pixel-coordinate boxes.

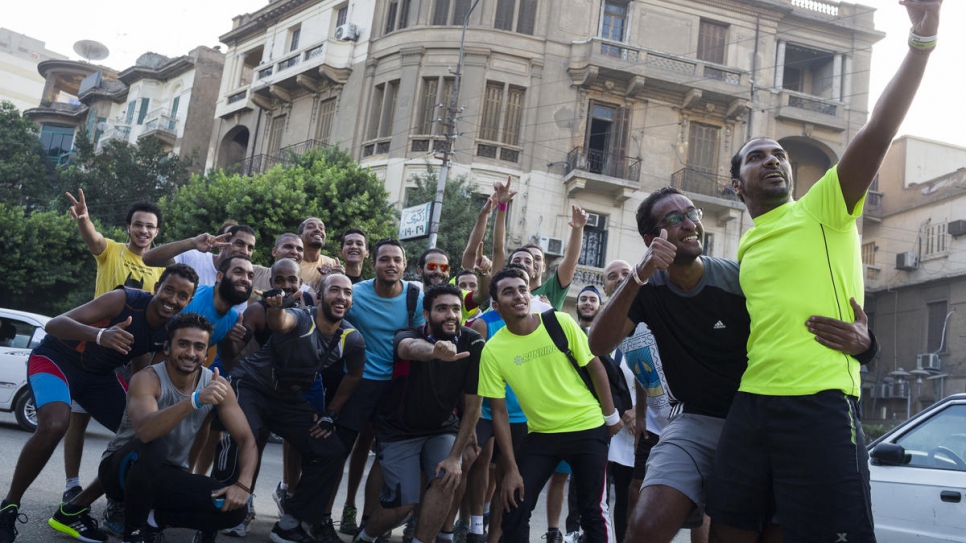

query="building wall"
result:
[0,28,67,112]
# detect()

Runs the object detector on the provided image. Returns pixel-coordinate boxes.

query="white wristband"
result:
[191,391,202,410]
[632,265,648,286]
[604,411,621,426]
[95,328,105,346]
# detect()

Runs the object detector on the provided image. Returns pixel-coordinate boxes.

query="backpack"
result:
[405,282,419,326]
[270,307,356,393]
[541,309,633,415]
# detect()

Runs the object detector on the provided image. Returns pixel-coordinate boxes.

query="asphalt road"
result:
[0,412,691,542]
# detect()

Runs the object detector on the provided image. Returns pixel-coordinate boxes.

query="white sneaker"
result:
[563,531,581,543]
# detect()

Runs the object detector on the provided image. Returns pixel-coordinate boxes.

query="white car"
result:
[869,393,966,542]
[0,308,50,432]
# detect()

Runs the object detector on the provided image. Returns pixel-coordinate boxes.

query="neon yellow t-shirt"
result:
[737,166,866,397]
[93,239,164,297]
[479,311,603,433]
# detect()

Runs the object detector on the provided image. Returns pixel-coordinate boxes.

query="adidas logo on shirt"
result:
[713,320,726,330]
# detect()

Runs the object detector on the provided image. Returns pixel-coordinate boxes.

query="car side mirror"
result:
[870,443,910,466]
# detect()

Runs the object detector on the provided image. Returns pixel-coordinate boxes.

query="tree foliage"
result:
[402,168,491,275]
[0,101,56,210]
[58,129,193,227]
[160,146,397,267]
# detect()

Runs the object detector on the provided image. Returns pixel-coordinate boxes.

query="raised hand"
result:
[639,229,675,276]
[493,175,518,205]
[569,205,588,229]
[100,316,134,355]
[901,0,942,37]
[65,189,89,220]
[192,232,232,253]
[199,366,231,406]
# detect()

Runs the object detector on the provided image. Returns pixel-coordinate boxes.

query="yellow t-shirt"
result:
[479,311,603,433]
[93,239,164,297]
[737,166,866,397]
[300,255,337,290]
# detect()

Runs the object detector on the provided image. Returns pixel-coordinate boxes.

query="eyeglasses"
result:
[652,208,703,233]
[425,262,449,273]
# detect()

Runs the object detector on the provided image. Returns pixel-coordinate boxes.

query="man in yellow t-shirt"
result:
[479,267,621,542]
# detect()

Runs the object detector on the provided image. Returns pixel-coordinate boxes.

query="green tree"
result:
[59,129,193,227]
[160,146,397,267]
[401,168,491,275]
[0,203,98,315]
[0,101,56,210]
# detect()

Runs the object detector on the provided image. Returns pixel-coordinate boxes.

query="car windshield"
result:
[0,317,43,350]
[896,404,966,471]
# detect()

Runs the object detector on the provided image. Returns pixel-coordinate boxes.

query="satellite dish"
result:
[73,40,110,62]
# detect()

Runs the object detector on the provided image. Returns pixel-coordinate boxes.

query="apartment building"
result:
[23,46,224,169]
[861,136,966,422]
[208,0,882,296]
[0,28,68,113]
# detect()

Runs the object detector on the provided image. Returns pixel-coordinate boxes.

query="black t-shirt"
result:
[233,307,366,398]
[627,257,748,418]
[34,288,167,375]
[376,325,484,441]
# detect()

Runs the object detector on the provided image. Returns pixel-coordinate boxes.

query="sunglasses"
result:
[425,262,450,273]
[652,208,703,233]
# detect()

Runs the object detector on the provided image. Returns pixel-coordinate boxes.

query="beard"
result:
[428,315,459,341]
[219,276,252,306]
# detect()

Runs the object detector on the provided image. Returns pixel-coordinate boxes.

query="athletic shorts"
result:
[376,433,456,508]
[27,353,128,432]
[642,413,722,528]
[339,378,390,432]
[707,391,874,542]
[475,418,528,463]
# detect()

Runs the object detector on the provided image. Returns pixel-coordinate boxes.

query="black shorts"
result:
[338,378,391,433]
[475,417,528,463]
[631,431,660,480]
[707,390,874,542]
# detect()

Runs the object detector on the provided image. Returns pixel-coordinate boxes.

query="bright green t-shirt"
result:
[532,271,568,310]
[737,166,866,397]
[479,311,603,433]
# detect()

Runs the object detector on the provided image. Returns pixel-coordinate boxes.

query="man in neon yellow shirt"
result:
[479,267,622,542]
[708,2,942,541]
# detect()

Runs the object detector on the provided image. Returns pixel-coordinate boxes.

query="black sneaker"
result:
[191,530,217,543]
[543,529,563,543]
[62,486,83,504]
[308,517,341,543]
[269,522,316,543]
[48,503,108,542]
[0,503,27,543]
[122,526,165,543]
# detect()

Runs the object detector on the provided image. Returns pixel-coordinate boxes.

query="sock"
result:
[66,477,80,491]
[548,527,561,534]
[278,514,300,530]
[147,509,158,528]
[470,515,484,534]
[279,482,289,492]
[436,531,454,542]
[357,529,376,542]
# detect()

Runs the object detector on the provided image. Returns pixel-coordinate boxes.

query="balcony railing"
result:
[277,53,301,72]
[788,92,837,116]
[142,108,179,135]
[227,90,248,104]
[671,167,740,202]
[230,139,329,176]
[95,125,131,153]
[566,146,641,183]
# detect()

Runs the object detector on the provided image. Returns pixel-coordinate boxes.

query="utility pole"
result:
[427,0,481,249]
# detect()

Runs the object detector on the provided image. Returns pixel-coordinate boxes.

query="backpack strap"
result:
[541,309,597,398]
[406,282,419,327]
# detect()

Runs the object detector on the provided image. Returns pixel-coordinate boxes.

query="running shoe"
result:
[543,529,563,543]
[466,533,487,543]
[272,483,289,517]
[453,523,469,543]
[308,517,341,543]
[221,500,254,538]
[0,503,27,543]
[191,530,217,543]
[269,522,315,543]
[48,503,108,542]
[339,505,358,535]
[121,526,165,543]
[101,498,125,537]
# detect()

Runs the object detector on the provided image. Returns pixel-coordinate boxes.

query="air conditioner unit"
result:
[917,353,942,370]
[586,213,602,229]
[895,251,919,271]
[948,219,966,237]
[335,23,359,41]
[538,236,564,257]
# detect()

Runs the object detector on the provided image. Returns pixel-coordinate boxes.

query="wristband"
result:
[497,202,507,211]
[604,411,621,426]
[95,328,105,346]
[234,481,254,495]
[632,265,648,286]
[191,391,202,410]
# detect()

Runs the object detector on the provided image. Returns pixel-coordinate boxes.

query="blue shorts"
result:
[27,353,128,432]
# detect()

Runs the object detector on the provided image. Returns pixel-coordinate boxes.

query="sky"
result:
[5,0,965,148]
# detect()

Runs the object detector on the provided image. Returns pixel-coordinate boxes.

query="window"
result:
[601,2,628,41]
[479,82,524,145]
[687,122,719,175]
[578,214,608,268]
[317,98,337,145]
[137,98,150,125]
[434,0,473,25]
[895,404,966,471]
[385,0,411,34]
[289,26,301,52]
[238,46,264,88]
[494,0,536,34]
[336,6,348,27]
[781,44,835,98]
[39,125,75,166]
[924,222,948,257]
[861,242,876,265]
[697,19,727,64]
[125,100,136,124]
[927,301,948,353]
[416,77,454,135]
[366,80,399,142]
[268,114,286,155]
[85,107,98,141]
[703,232,715,257]
[584,102,630,177]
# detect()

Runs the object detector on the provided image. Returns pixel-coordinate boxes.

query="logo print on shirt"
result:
[514,356,524,366]
[713,320,726,330]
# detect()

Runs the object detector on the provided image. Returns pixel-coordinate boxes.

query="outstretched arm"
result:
[142,232,231,267]
[837,0,941,212]
[555,206,588,288]
[65,189,107,255]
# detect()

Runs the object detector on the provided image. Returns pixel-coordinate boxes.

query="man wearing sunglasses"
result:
[589,188,874,543]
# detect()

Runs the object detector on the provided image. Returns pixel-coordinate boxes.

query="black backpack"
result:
[541,309,633,415]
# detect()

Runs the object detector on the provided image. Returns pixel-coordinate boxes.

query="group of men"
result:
[0,3,942,543]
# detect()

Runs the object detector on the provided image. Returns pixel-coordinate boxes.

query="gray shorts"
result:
[642,413,724,510]
[377,433,456,508]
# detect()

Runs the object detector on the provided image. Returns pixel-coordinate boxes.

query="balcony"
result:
[229,138,329,176]
[670,167,745,223]
[95,125,132,154]
[563,146,640,205]
[139,108,179,146]
[775,90,847,132]
[568,38,749,109]
[251,40,353,103]
[216,87,258,119]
